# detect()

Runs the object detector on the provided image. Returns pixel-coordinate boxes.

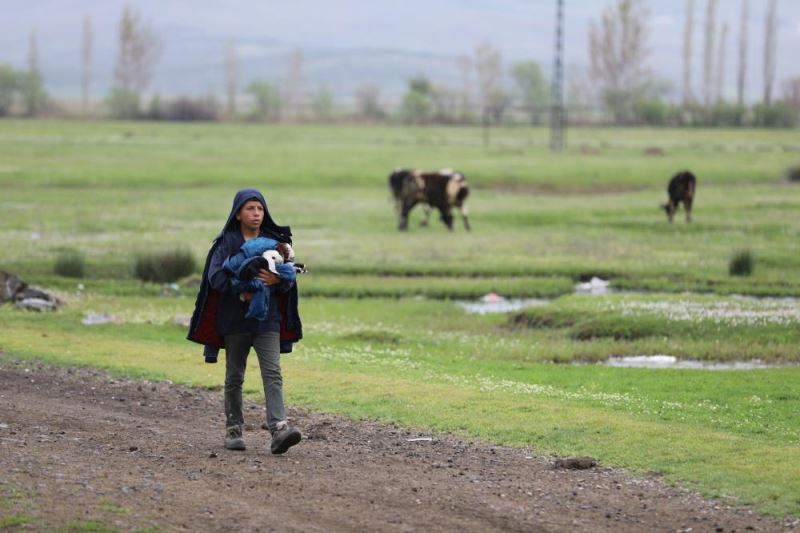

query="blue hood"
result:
[217,188,292,244]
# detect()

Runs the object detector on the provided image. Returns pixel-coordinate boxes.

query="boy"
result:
[188,189,303,454]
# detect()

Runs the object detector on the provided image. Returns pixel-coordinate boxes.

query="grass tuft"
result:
[54,248,86,278]
[66,518,119,532]
[570,316,665,341]
[0,514,34,528]
[133,248,196,283]
[729,250,755,277]
[340,330,402,344]
[507,308,580,329]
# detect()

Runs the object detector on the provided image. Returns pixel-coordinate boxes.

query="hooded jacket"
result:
[187,189,303,362]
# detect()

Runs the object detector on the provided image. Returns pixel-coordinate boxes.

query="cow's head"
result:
[661,202,675,223]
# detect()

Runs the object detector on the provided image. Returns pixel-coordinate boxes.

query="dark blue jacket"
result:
[187,189,303,362]
[222,236,297,322]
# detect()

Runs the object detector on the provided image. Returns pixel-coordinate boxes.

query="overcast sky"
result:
[1,0,798,101]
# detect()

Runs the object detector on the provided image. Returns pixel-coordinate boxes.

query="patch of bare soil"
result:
[0,357,796,532]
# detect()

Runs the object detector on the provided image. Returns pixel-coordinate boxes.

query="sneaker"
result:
[270,424,301,455]
[224,425,246,450]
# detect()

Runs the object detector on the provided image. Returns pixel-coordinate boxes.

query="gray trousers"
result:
[224,331,286,434]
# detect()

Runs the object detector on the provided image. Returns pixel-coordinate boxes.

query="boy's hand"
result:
[257,269,280,286]
[241,292,254,302]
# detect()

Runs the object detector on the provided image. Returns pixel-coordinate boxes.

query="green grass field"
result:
[1,119,799,517]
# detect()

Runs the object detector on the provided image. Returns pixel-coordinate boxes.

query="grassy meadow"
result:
[1,119,800,516]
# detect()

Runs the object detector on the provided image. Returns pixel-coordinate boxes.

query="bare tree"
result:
[588,0,650,122]
[110,5,162,118]
[283,49,305,121]
[24,29,46,116]
[784,77,800,110]
[457,54,472,120]
[81,16,92,115]
[736,0,749,105]
[112,5,162,95]
[589,0,649,90]
[224,40,239,118]
[763,0,778,105]
[474,42,503,115]
[28,30,39,79]
[682,0,695,106]
[715,22,728,103]
[354,84,385,120]
[702,0,717,107]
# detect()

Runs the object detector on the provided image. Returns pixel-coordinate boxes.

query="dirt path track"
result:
[0,358,795,532]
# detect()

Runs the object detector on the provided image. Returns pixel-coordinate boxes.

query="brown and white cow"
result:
[389,168,470,231]
[662,170,697,223]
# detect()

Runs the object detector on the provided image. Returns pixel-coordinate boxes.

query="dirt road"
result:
[0,357,795,532]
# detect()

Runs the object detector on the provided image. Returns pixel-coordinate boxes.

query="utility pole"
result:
[550,0,566,152]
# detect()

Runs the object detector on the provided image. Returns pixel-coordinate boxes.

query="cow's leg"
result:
[684,197,693,223]
[420,204,431,226]
[439,206,454,230]
[459,204,470,231]
[399,200,417,231]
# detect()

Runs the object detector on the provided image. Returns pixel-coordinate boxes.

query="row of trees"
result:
[227,43,550,126]
[1,2,798,127]
[682,0,778,108]
[586,0,797,126]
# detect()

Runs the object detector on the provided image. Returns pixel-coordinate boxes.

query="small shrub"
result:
[729,250,754,277]
[162,96,220,121]
[107,88,141,119]
[507,309,581,329]
[54,248,86,278]
[340,330,402,344]
[634,99,669,126]
[134,248,196,283]
[709,101,747,127]
[787,166,800,183]
[752,102,799,128]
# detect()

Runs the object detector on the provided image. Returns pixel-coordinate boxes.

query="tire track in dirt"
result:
[0,358,795,532]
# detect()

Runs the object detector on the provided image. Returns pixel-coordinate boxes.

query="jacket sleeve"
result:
[208,240,234,293]
[274,263,296,293]
[222,250,246,275]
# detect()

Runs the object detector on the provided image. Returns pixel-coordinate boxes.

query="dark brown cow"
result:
[662,171,697,223]
[389,168,470,231]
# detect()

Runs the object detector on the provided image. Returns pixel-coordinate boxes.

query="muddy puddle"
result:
[458,278,612,314]
[456,294,549,314]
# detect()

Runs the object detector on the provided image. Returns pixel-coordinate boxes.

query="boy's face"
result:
[236,199,264,233]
